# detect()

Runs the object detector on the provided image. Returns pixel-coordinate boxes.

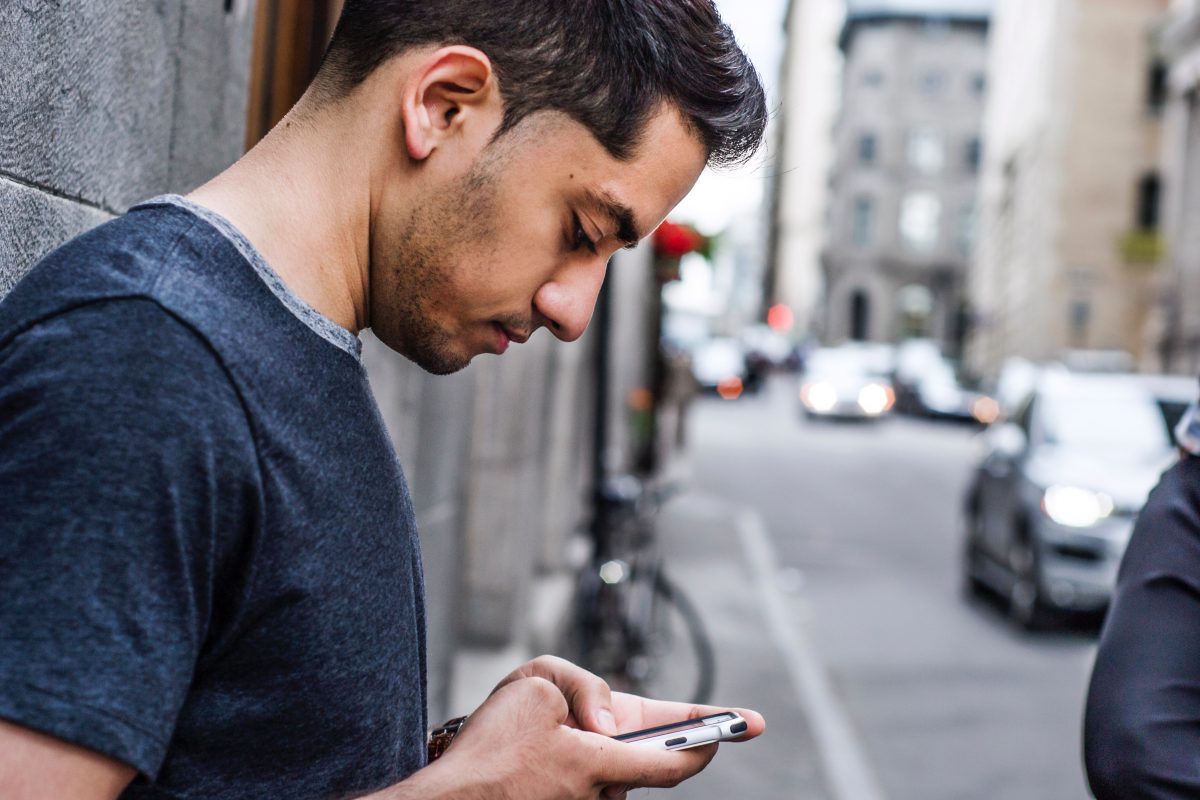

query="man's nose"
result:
[533,259,607,343]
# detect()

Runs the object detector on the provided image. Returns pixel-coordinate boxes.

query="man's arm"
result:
[0,720,136,800]
[0,658,759,800]
[1085,455,1200,799]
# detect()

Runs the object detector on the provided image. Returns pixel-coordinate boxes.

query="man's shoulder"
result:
[0,202,243,349]
[0,198,341,382]
[0,296,252,442]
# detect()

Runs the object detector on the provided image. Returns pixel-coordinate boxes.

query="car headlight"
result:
[857,383,894,415]
[1041,486,1115,528]
[802,382,838,412]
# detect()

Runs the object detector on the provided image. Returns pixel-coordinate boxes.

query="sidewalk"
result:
[651,489,833,799]
[446,484,835,798]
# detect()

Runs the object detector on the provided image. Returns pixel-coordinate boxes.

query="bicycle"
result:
[566,474,717,707]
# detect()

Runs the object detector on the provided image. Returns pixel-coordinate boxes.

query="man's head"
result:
[307,0,767,373]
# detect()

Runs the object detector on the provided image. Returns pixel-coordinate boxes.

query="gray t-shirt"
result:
[0,196,427,799]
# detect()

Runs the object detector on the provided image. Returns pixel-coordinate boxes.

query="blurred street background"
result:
[4,0,1200,798]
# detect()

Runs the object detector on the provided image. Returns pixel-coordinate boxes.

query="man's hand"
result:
[492,655,764,741]
[396,655,765,800]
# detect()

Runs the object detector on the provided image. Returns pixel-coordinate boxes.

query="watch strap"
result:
[427,715,469,762]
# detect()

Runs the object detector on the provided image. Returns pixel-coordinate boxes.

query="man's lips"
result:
[503,326,530,344]
[493,323,530,354]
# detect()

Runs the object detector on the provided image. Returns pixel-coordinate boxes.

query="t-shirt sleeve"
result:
[0,298,258,779]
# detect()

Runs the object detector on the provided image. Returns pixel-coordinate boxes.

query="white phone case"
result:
[613,712,748,751]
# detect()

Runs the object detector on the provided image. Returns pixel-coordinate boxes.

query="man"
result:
[1084,391,1200,798]
[0,2,767,798]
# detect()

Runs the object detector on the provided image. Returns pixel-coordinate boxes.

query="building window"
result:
[900,192,941,250]
[908,129,944,175]
[958,202,978,253]
[1147,61,1168,114]
[862,69,884,88]
[1137,172,1161,231]
[851,290,871,340]
[859,132,877,165]
[852,196,875,245]
[921,18,950,38]
[970,72,987,96]
[916,68,945,95]
[1069,300,1090,347]
[964,137,982,173]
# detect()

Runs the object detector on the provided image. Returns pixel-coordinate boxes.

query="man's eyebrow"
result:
[586,189,641,250]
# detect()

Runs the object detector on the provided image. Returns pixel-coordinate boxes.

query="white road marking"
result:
[737,508,888,800]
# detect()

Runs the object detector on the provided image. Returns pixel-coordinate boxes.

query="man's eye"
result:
[572,215,598,255]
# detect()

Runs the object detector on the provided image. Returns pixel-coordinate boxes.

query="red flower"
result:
[653,220,703,258]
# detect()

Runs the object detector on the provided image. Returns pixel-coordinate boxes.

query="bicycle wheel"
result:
[632,570,716,707]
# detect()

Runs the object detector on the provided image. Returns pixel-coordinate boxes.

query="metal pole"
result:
[589,274,612,551]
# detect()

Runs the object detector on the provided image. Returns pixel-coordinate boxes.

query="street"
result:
[657,374,1098,799]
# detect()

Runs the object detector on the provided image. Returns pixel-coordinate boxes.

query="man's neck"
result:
[187,109,373,334]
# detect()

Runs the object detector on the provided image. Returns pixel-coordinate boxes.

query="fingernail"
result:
[597,709,617,734]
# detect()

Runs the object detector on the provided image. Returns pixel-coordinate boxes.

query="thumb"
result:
[590,730,718,789]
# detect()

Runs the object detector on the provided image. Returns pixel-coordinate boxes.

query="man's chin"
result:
[371,327,475,375]
[408,350,472,376]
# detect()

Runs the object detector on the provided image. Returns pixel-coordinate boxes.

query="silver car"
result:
[799,345,895,420]
[962,370,1177,629]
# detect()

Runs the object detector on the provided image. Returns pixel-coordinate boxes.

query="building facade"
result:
[821,0,990,353]
[967,0,1169,380]
[1156,0,1200,375]
[768,0,845,337]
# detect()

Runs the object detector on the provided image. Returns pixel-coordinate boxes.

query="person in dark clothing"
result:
[1084,392,1200,798]
[0,2,769,799]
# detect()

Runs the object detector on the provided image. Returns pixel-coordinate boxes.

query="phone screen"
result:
[613,712,737,743]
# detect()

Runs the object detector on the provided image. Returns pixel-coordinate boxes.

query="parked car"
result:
[892,338,946,415]
[992,357,1040,416]
[910,357,995,424]
[799,346,895,420]
[738,324,793,369]
[690,337,748,398]
[962,370,1178,629]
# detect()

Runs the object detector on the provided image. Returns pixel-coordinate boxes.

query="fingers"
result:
[506,655,618,735]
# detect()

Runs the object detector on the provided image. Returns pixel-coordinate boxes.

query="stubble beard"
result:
[380,163,500,376]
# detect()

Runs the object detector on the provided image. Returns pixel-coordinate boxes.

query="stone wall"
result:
[0,0,256,292]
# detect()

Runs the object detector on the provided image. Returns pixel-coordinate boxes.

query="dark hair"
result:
[315,0,767,167]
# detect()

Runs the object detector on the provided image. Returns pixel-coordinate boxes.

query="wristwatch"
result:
[427,715,468,762]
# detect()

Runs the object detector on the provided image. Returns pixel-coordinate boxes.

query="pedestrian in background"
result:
[0,2,767,798]
[1085,389,1200,798]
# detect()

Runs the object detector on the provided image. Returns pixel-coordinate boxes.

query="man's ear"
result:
[401,46,498,162]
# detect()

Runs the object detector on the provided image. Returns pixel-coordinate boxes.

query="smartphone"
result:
[612,711,748,751]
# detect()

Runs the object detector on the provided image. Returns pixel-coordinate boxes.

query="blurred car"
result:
[799,346,895,420]
[892,338,946,414]
[736,325,791,391]
[910,358,996,424]
[962,371,1178,629]
[690,337,748,399]
[738,324,793,368]
[992,357,1040,417]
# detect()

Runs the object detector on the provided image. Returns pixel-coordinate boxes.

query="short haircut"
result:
[315,0,767,168]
